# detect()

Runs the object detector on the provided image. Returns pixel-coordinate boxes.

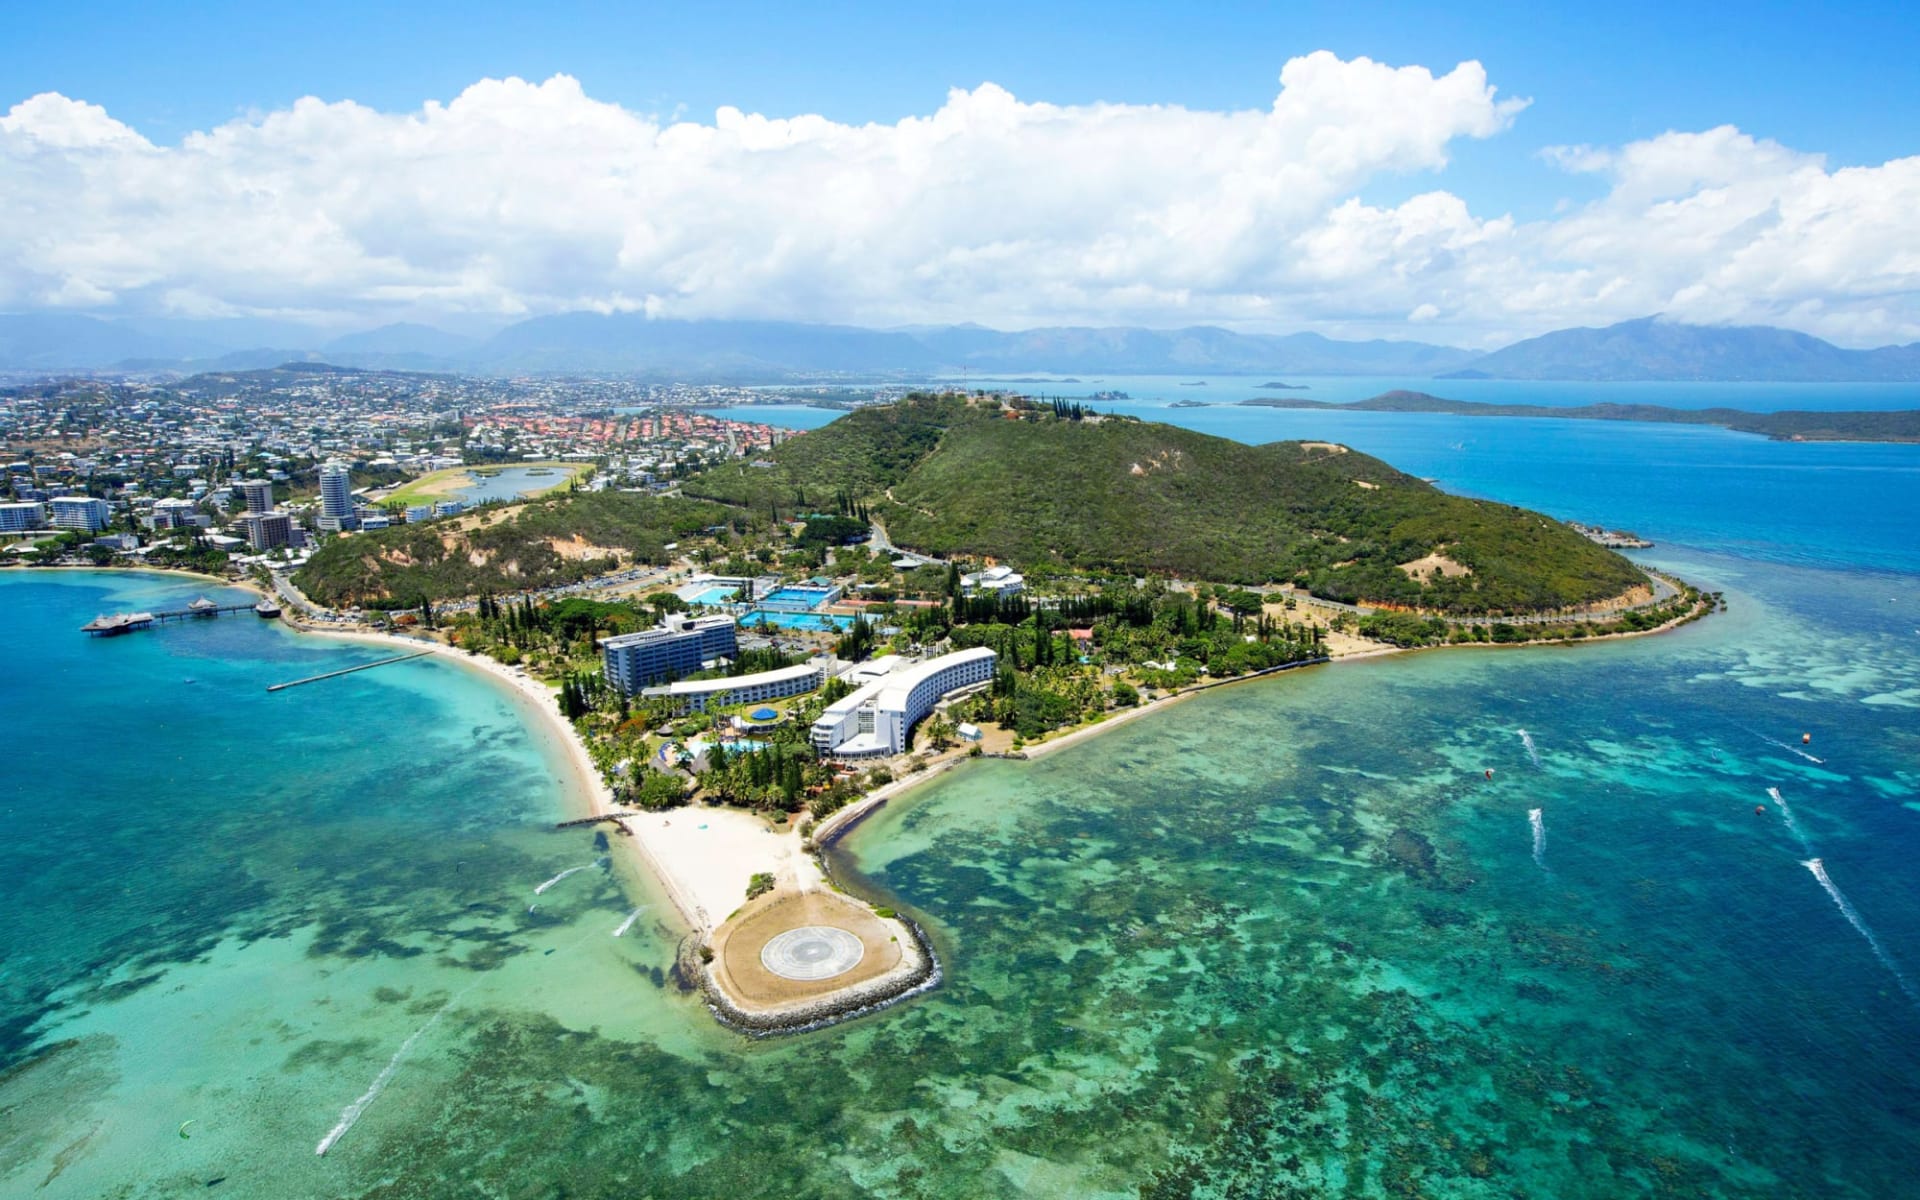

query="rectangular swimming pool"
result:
[741,608,854,631]
[757,585,843,611]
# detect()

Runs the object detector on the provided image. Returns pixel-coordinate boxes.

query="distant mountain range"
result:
[1439,316,1920,382]
[2,311,1917,382]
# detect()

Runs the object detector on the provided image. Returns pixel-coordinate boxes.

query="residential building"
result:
[49,496,112,532]
[0,501,46,532]
[149,497,200,529]
[235,478,275,513]
[599,614,740,693]
[239,511,294,551]
[405,505,433,523]
[641,662,825,715]
[810,647,997,759]
[318,461,357,531]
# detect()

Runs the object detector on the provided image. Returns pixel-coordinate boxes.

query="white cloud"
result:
[2,55,1918,346]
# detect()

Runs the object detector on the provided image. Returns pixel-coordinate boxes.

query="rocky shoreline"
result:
[696,914,941,1036]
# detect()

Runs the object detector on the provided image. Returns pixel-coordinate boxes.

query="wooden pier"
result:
[265,651,433,692]
[81,599,258,635]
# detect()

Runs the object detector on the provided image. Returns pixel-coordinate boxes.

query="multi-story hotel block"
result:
[810,647,996,760]
[641,662,825,714]
[599,614,740,693]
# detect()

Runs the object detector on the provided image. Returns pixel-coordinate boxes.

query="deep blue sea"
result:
[5,388,1920,1196]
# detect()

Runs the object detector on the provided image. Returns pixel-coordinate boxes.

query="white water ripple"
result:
[315,998,455,1156]
[1802,858,1920,1010]
[1768,786,1814,855]
[534,856,608,895]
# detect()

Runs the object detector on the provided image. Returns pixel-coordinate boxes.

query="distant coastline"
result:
[1236,389,1920,443]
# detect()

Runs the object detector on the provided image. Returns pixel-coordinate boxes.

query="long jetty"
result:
[81,600,257,634]
[265,651,433,692]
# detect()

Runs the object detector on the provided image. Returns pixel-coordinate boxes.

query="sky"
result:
[4,0,1919,348]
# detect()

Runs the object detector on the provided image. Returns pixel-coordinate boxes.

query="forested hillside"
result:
[695,394,1648,614]
[296,492,736,606]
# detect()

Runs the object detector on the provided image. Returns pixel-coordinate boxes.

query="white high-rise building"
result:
[49,496,112,533]
[0,501,46,532]
[318,462,357,531]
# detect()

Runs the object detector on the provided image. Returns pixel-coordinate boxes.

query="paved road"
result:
[867,518,942,567]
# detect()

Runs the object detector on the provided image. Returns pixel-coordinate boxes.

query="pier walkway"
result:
[81,600,258,634]
[265,651,433,692]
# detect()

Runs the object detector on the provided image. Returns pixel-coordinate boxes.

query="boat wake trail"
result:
[613,907,646,937]
[534,857,609,895]
[1528,808,1547,872]
[1802,858,1920,1009]
[1759,733,1825,765]
[1518,729,1540,768]
[1768,787,1814,855]
[315,997,456,1156]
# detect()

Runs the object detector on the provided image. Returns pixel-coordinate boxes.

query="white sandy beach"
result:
[278,620,805,936]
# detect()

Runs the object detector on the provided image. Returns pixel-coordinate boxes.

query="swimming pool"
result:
[756,585,843,612]
[688,585,741,605]
[741,609,854,631]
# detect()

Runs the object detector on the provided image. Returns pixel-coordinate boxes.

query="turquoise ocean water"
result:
[5,391,1920,1196]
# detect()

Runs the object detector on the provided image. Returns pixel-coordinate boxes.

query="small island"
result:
[1237,389,1920,443]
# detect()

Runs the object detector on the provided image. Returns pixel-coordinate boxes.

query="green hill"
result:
[295,492,735,607]
[690,395,1646,615]
[685,393,968,512]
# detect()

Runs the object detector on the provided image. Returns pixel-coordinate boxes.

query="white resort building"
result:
[641,662,825,715]
[961,564,1025,597]
[810,647,997,760]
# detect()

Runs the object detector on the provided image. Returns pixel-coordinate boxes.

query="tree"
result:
[627,766,687,811]
[925,714,956,750]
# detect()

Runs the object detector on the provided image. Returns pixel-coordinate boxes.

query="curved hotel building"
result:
[810,647,997,760]
[642,662,825,715]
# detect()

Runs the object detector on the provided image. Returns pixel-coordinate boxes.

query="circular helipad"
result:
[759,925,865,981]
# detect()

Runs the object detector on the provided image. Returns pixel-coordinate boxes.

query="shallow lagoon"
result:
[3,396,1918,1195]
